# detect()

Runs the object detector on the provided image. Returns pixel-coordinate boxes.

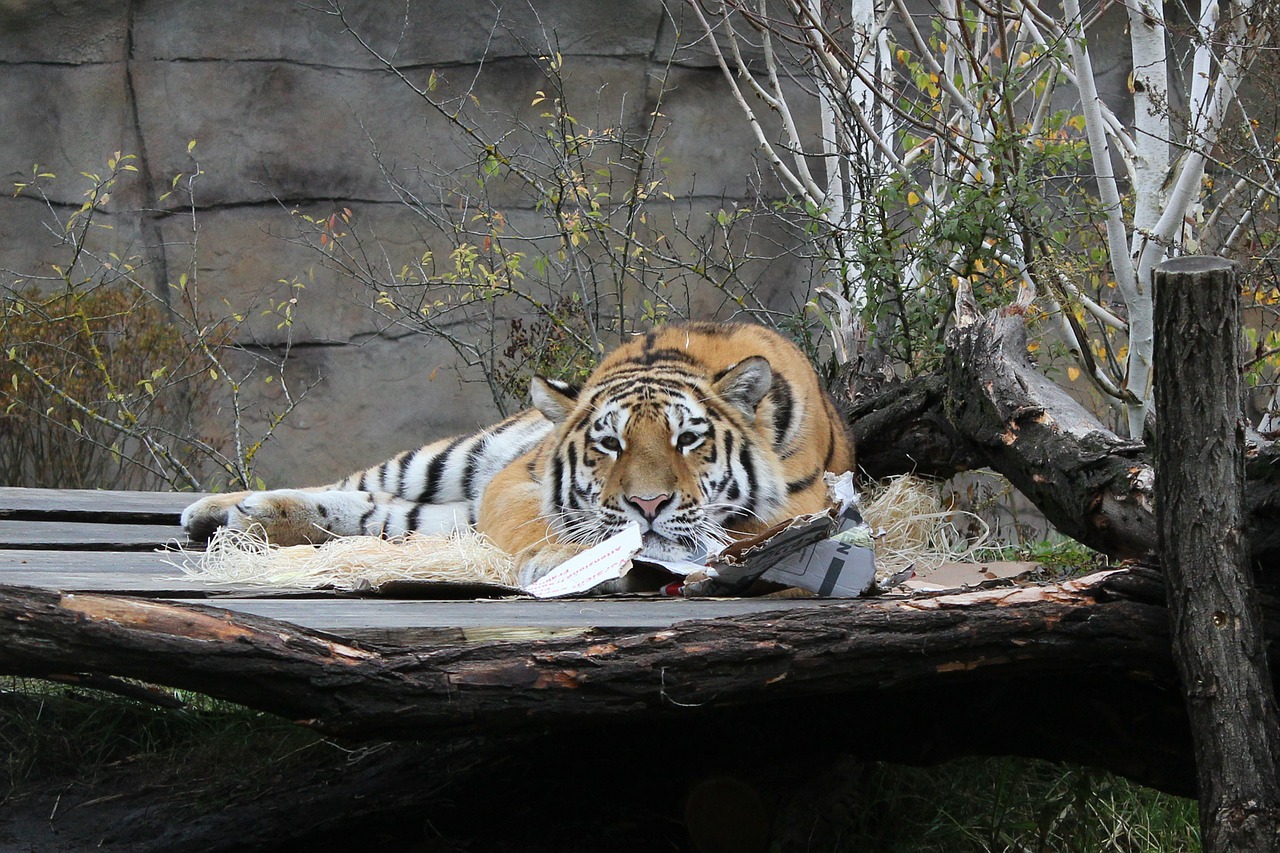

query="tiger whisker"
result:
[696,520,738,551]
[701,501,770,524]
[507,510,603,554]
[539,508,613,549]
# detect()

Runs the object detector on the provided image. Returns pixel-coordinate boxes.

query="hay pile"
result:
[860,474,991,580]
[167,526,518,591]
[169,475,984,592]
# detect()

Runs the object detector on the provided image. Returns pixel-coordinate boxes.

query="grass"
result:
[827,539,1203,852]
[0,677,327,798]
[801,758,1199,853]
[2,677,1200,851]
[1017,536,1108,577]
[978,534,1110,583]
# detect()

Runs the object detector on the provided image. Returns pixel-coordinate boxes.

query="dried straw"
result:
[166,526,518,591]
[860,474,991,578]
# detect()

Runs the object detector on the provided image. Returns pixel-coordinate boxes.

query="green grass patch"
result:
[1,677,326,797]
[982,535,1107,581]
[811,757,1198,852]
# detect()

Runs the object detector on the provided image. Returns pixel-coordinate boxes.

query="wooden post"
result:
[1154,256,1280,850]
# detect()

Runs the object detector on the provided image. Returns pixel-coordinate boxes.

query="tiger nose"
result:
[626,493,672,521]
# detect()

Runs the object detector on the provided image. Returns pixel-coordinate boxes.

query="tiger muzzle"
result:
[626,493,672,522]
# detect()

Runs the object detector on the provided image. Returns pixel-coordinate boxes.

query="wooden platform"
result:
[0,486,833,643]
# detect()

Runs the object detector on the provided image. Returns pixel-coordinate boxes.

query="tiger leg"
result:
[182,410,551,545]
[182,489,472,546]
[474,454,596,586]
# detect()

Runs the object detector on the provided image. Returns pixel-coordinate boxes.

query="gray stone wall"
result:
[1,0,814,486]
[0,0,1137,489]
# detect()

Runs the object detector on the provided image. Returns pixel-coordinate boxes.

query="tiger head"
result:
[530,356,787,562]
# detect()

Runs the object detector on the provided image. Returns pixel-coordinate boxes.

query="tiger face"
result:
[530,355,787,563]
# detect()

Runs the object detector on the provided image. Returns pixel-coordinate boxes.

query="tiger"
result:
[181,321,855,587]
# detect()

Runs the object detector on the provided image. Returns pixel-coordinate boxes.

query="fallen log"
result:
[842,305,1280,569]
[848,372,979,480]
[944,304,1157,560]
[0,570,1221,793]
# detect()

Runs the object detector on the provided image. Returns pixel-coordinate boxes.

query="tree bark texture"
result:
[1154,256,1280,849]
[944,301,1157,560]
[848,373,979,480]
[844,304,1280,570]
[0,570,1224,794]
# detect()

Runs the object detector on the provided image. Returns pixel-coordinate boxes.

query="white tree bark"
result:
[1118,0,1168,438]
[1126,0,1169,248]
[690,0,1274,439]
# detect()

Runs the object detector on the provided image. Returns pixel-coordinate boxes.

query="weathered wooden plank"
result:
[0,549,185,573]
[0,520,184,550]
[1,549,231,590]
[1,571,525,605]
[0,544,838,637]
[0,486,203,522]
[0,549,248,595]
[165,596,836,641]
[0,571,268,596]
[0,551,520,601]
[0,551,484,598]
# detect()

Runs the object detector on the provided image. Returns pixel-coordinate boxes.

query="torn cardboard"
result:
[902,560,1039,593]
[674,504,875,598]
[522,472,878,599]
[522,524,643,599]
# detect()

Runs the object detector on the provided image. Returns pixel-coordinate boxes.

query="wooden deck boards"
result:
[0,486,203,520]
[167,597,835,644]
[0,520,186,550]
[0,486,828,640]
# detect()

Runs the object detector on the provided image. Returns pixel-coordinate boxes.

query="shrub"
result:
[1,283,223,489]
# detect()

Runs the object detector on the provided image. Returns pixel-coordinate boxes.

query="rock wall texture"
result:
[0,0,1134,488]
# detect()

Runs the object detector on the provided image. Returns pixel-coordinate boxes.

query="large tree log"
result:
[943,303,1157,560]
[848,372,979,479]
[0,570,1231,794]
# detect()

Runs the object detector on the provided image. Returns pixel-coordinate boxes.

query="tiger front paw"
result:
[515,544,591,588]
[181,490,336,546]
[181,492,250,542]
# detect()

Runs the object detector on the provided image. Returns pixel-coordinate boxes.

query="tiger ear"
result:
[713,356,772,420]
[530,376,580,423]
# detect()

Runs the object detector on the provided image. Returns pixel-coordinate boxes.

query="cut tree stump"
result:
[1154,256,1280,849]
